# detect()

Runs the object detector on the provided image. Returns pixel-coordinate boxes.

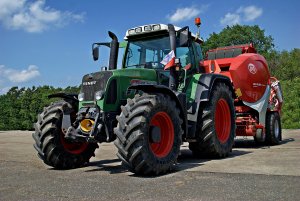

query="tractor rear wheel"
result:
[32,100,98,169]
[265,112,282,145]
[114,93,183,175]
[189,83,236,158]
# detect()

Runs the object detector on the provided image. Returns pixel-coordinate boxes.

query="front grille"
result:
[106,79,117,104]
[81,71,113,101]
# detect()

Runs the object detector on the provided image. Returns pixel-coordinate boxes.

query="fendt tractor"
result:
[32,18,283,175]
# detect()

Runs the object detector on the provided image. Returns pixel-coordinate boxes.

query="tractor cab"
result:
[122,24,204,88]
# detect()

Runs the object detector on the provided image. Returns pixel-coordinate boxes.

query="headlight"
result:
[144,25,152,32]
[135,27,142,33]
[128,29,135,35]
[78,93,84,101]
[95,90,104,100]
[152,24,161,31]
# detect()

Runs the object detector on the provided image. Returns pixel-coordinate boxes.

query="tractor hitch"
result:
[62,106,106,143]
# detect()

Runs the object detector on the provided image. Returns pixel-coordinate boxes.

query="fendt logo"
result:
[248,63,257,74]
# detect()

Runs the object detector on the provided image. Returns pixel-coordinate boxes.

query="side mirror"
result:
[93,46,99,61]
[179,27,189,47]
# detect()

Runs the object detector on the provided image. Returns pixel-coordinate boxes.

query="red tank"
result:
[203,44,270,103]
[229,53,270,102]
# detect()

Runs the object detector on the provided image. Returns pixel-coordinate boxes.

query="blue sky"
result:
[0,0,299,94]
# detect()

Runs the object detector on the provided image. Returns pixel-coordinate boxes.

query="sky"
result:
[0,0,299,94]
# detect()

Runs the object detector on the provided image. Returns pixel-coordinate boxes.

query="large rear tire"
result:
[114,93,183,175]
[265,112,282,145]
[189,83,236,158]
[32,100,98,169]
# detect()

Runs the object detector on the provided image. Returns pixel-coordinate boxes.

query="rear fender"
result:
[128,84,188,138]
[187,74,234,139]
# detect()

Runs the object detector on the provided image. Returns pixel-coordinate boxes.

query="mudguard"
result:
[187,74,234,140]
[48,93,79,134]
[48,92,78,102]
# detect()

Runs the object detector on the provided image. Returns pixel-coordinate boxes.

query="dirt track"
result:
[1,129,300,201]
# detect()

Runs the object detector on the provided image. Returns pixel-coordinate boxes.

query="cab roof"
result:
[124,23,203,43]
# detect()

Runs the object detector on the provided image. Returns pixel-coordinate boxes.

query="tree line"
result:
[0,86,80,130]
[0,25,299,130]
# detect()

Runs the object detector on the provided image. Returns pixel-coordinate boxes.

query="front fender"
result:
[48,92,78,102]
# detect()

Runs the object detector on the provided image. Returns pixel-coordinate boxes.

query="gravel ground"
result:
[0,129,299,201]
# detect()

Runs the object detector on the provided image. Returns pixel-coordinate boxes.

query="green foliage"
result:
[202,24,275,56]
[264,49,300,128]
[0,85,80,130]
[280,78,300,129]
[265,48,300,80]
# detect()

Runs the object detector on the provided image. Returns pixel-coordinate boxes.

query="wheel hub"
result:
[149,112,174,158]
[150,126,161,143]
[215,98,231,144]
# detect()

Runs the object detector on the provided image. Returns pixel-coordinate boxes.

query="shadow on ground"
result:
[85,159,127,174]
[63,137,295,177]
[233,137,294,148]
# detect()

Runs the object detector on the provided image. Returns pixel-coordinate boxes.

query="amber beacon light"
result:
[195,17,201,26]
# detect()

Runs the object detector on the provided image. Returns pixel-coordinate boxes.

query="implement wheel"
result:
[265,112,282,145]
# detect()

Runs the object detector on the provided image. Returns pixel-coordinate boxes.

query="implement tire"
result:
[265,112,282,145]
[114,93,183,175]
[189,83,236,158]
[32,100,98,169]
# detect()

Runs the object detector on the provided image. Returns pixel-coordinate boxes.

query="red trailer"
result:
[203,44,283,144]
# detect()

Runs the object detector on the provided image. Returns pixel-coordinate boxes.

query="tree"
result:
[0,85,80,130]
[202,25,275,56]
[265,48,300,80]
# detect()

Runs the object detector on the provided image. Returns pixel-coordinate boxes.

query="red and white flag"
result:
[160,50,175,70]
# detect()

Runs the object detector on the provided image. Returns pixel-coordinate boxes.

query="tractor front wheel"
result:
[114,93,183,175]
[189,83,236,158]
[32,100,98,169]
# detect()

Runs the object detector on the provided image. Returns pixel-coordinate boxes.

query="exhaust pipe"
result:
[168,24,177,91]
[108,31,119,70]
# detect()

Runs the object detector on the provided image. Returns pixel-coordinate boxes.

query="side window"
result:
[176,46,192,68]
[194,42,203,61]
[126,43,141,67]
[146,49,159,63]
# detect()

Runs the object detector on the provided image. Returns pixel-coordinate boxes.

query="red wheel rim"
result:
[60,132,88,154]
[215,98,231,144]
[149,112,174,158]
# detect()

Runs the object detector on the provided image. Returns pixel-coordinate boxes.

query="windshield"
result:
[124,36,170,69]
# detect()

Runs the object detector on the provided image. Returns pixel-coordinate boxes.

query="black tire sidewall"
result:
[266,112,281,145]
[210,84,236,153]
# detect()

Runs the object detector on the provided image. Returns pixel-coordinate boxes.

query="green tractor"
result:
[33,20,236,175]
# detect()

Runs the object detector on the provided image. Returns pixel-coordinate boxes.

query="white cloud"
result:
[220,5,263,26]
[220,13,240,26]
[0,0,85,33]
[0,65,40,83]
[238,6,263,22]
[167,5,208,23]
